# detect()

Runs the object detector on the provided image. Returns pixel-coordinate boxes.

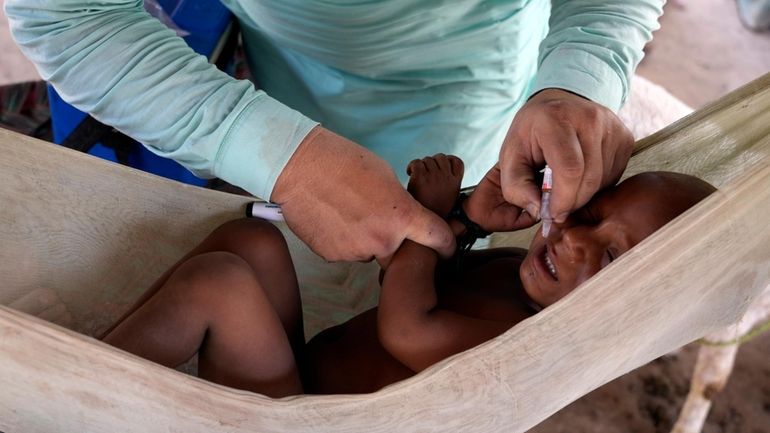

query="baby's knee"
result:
[173,251,260,302]
[209,218,289,255]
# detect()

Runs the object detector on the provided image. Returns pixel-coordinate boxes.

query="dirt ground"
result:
[529,338,770,433]
[637,0,770,109]
[1,0,769,432]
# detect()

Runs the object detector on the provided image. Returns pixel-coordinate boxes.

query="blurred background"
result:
[1,0,769,432]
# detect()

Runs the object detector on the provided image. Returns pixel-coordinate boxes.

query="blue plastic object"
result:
[156,0,232,56]
[48,0,232,186]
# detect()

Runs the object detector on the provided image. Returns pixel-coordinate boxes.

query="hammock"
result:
[0,73,768,432]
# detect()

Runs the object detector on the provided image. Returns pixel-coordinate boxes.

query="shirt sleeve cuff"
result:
[215,92,319,200]
[530,47,626,113]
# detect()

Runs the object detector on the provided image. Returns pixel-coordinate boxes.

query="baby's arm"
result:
[379,241,511,372]
[378,155,511,372]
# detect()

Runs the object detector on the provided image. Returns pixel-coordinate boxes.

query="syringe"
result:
[540,165,554,237]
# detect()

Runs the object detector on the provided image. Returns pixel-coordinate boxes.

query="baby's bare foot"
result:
[406,154,464,216]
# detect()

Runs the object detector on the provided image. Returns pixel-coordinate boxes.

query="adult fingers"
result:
[540,126,584,223]
[571,117,634,213]
[485,203,539,232]
[500,145,541,219]
[606,123,635,185]
[572,129,604,214]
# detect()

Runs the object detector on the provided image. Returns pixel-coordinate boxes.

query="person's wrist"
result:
[462,197,487,231]
[529,87,590,103]
[271,125,325,203]
[427,200,454,220]
[449,193,490,253]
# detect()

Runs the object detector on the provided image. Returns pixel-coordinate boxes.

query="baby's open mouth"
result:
[540,245,558,281]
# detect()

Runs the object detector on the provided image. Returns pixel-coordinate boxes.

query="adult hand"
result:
[499,88,634,223]
[464,163,538,232]
[271,127,455,262]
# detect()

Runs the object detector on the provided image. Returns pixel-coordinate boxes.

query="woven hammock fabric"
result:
[0,74,769,432]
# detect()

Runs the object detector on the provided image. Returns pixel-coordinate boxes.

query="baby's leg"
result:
[193,219,305,352]
[103,219,304,351]
[104,219,303,397]
[103,251,302,397]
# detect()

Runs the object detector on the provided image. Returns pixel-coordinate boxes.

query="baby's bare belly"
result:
[301,308,415,394]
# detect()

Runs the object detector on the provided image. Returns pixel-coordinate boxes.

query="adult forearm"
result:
[499,2,656,220]
[4,0,316,199]
[532,0,664,112]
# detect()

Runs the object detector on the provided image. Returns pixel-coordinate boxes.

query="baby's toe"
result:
[421,156,439,170]
[448,155,464,178]
[407,159,426,176]
[432,154,453,173]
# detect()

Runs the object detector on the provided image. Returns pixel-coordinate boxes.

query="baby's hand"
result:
[406,154,464,218]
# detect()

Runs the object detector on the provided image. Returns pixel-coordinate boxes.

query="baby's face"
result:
[519,172,715,307]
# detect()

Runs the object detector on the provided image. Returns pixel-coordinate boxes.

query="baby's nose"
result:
[555,225,595,257]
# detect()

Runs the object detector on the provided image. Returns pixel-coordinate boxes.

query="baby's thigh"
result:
[198,219,302,329]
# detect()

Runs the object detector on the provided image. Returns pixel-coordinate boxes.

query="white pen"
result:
[246,202,284,222]
[540,165,553,237]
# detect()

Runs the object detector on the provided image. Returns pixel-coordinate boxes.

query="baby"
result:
[102,155,715,397]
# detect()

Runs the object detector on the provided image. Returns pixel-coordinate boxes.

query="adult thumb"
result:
[403,204,456,258]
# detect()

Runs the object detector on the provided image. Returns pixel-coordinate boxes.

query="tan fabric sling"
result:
[0,73,768,433]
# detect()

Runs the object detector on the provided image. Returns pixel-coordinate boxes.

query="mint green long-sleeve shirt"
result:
[5,0,663,199]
